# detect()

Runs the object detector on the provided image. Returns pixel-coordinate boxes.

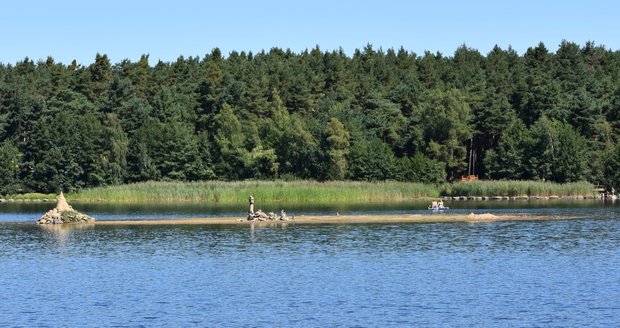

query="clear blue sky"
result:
[1,0,618,65]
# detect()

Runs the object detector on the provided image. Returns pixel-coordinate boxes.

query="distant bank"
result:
[0,180,599,204]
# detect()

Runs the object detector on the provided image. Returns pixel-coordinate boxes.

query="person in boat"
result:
[431,201,437,209]
[438,200,444,209]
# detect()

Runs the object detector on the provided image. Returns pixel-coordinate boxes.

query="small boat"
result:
[428,201,449,211]
[428,206,449,211]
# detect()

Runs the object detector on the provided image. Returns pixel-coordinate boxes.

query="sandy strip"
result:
[94,213,574,226]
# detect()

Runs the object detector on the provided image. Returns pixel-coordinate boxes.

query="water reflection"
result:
[249,222,291,241]
[38,223,95,246]
[3,214,618,256]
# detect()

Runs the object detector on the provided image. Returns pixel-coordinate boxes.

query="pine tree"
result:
[326,117,350,180]
[0,141,22,194]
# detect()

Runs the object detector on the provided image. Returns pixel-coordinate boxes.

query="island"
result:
[36,193,95,224]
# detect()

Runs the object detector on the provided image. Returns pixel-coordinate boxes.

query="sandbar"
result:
[94,213,577,226]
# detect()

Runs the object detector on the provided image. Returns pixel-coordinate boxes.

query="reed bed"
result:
[2,193,57,200]
[68,180,440,204]
[441,180,597,197]
[7,180,598,203]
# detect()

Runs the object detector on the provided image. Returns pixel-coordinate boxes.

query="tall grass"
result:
[3,193,57,200]
[68,180,440,204]
[441,180,597,197]
[10,180,597,203]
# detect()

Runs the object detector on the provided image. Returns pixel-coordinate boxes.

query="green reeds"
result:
[3,193,57,200]
[68,180,440,204]
[441,180,597,197]
[7,180,598,203]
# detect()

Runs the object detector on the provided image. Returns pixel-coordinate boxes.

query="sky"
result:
[1,0,619,65]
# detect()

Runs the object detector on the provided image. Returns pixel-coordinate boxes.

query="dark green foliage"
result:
[0,140,22,195]
[1,42,619,192]
[132,119,206,181]
[604,143,620,189]
[395,152,445,183]
[484,120,531,180]
[419,89,472,180]
[528,117,590,182]
[326,117,350,180]
[211,103,248,179]
[362,93,406,146]
[23,109,105,192]
[348,138,397,181]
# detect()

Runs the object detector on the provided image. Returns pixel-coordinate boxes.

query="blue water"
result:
[1,204,620,327]
[1,199,616,222]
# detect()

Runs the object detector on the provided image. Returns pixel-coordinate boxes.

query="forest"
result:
[2,41,620,194]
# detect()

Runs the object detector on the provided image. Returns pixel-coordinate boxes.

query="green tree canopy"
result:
[1,42,620,191]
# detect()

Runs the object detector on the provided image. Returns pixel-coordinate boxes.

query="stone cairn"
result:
[36,192,95,224]
[246,195,292,221]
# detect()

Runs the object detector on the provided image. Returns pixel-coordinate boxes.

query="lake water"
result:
[1,201,619,326]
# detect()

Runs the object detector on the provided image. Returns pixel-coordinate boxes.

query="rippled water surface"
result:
[1,203,619,326]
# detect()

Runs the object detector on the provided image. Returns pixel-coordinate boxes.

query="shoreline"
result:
[93,213,580,226]
[0,195,604,203]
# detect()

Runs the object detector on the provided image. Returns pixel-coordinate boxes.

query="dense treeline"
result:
[2,41,620,194]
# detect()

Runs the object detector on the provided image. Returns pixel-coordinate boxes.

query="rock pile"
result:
[247,209,292,221]
[36,193,95,224]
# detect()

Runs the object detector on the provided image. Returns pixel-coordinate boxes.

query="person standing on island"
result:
[249,195,255,214]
